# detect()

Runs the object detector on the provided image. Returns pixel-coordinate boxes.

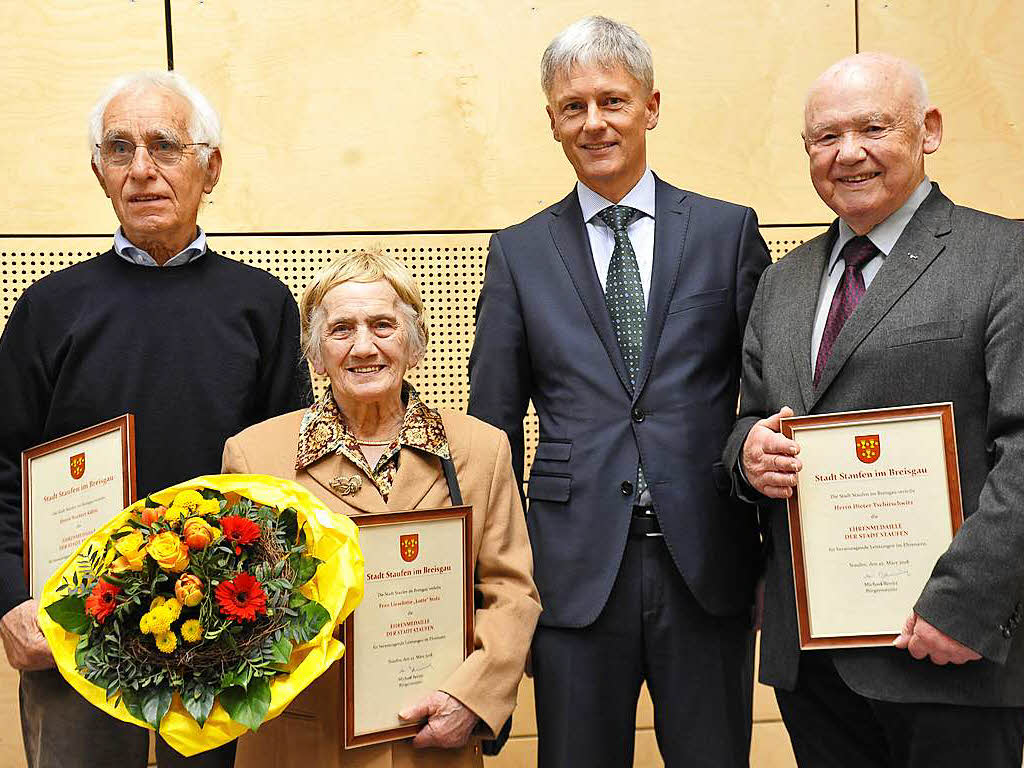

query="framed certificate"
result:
[21,415,136,598]
[343,506,474,748]
[780,403,963,650]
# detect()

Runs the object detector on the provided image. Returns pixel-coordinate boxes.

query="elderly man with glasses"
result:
[0,71,310,768]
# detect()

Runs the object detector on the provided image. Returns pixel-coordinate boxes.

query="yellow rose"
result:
[148,531,190,572]
[109,528,147,572]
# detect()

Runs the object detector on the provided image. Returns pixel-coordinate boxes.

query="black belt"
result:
[629,506,662,537]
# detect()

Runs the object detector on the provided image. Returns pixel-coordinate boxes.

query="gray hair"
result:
[89,71,221,167]
[541,16,654,99]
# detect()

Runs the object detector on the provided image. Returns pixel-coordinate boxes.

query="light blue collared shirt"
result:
[113,227,207,268]
[809,178,933,368]
[576,168,657,307]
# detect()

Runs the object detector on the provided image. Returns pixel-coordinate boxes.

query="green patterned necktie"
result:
[597,204,648,500]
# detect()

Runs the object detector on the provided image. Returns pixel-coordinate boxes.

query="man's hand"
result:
[893,612,982,665]
[0,599,54,671]
[741,406,802,498]
[399,691,480,749]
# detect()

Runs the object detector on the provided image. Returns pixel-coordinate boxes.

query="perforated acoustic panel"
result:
[0,228,825,474]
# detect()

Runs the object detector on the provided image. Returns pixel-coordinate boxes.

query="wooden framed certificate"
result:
[780,403,963,650]
[343,506,474,749]
[21,414,136,598]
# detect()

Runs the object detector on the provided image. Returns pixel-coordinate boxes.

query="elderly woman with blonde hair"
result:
[222,249,540,767]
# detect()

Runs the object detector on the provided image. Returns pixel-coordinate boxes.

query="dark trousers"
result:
[20,668,237,768]
[532,533,755,768]
[776,649,1024,768]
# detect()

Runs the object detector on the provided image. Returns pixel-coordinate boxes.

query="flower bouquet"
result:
[39,474,363,756]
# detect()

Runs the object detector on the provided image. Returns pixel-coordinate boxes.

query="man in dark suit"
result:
[724,52,1024,766]
[469,15,769,767]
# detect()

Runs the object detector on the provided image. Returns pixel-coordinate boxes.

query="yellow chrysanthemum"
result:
[154,631,178,654]
[172,490,204,513]
[198,498,220,517]
[162,598,182,621]
[150,596,166,610]
[148,609,172,635]
[139,613,153,634]
[180,619,203,643]
[164,507,182,524]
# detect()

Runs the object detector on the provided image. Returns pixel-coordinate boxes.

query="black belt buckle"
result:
[629,506,662,537]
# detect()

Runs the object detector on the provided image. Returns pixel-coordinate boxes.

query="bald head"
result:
[801,53,942,234]
[805,53,929,128]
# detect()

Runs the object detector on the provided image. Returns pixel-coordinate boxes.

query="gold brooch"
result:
[330,475,362,496]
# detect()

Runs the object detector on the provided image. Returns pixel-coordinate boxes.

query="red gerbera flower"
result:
[85,579,121,623]
[215,572,268,622]
[219,515,261,555]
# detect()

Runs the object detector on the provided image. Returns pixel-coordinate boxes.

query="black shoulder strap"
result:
[440,456,463,505]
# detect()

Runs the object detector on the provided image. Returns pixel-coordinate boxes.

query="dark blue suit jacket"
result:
[469,176,770,628]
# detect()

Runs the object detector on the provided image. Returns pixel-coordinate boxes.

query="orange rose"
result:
[174,574,205,607]
[148,531,190,572]
[183,518,219,551]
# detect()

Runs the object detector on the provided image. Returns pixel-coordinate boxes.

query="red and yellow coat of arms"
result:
[70,453,86,480]
[400,533,419,563]
[854,435,881,464]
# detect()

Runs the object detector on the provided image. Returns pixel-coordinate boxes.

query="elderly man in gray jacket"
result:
[725,52,1024,767]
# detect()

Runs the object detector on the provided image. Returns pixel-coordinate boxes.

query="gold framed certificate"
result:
[343,506,474,748]
[21,414,136,598]
[780,403,963,650]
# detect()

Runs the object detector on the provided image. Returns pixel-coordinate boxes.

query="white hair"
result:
[89,71,221,167]
[541,15,654,99]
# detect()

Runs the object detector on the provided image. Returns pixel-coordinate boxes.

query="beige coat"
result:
[222,407,540,768]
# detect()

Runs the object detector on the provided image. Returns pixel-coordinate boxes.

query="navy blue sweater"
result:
[0,249,311,615]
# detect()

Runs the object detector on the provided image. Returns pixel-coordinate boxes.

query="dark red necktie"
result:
[813,235,877,387]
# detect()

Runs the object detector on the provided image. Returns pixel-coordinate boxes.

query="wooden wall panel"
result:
[859,0,1024,218]
[170,0,848,233]
[0,0,167,234]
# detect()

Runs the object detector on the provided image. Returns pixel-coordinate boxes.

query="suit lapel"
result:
[385,450,447,511]
[548,190,633,394]
[810,189,953,408]
[633,178,689,400]
[305,454,387,514]
[789,225,837,412]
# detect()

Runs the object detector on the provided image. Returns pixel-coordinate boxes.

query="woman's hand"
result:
[399,690,480,749]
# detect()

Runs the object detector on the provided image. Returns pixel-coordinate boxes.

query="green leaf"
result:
[219,677,271,732]
[139,685,172,729]
[45,595,90,634]
[290,600,331,646]
[120,688,145,722]
[267,635,293,665]
[220,666,252,690]
[182,683,216,728]
[278,508,299,544]
[288,554,321,589]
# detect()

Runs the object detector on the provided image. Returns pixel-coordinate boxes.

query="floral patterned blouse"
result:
[294,383,450,502]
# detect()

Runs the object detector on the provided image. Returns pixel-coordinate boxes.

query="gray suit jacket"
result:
[723,185,1024,706]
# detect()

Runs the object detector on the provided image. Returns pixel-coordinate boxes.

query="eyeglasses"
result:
[96,138,210,167]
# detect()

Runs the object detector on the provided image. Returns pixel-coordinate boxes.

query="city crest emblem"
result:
[400,534,419,563]
[70,453,86,480]
[855,435,881,464]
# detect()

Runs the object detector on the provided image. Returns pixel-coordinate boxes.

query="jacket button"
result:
[620,481,634,496]
[632,406,646,423]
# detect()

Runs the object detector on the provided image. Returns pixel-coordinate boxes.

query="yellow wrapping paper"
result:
[38,473,364,757]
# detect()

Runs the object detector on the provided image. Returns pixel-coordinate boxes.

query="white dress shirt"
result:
[810,178,933,369]
[577,168,656,307]
[113,227,207,267]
